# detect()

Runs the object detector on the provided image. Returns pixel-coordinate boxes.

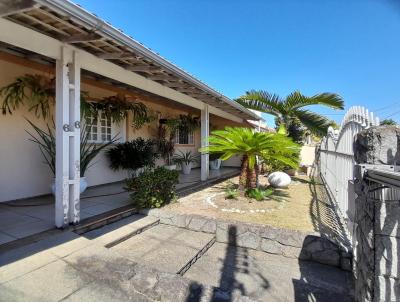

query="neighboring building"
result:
[247,110,274,132]
[0,0,259,226]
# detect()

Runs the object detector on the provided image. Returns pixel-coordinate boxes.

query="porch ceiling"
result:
[0,0,260,121]
[0,43,202,116]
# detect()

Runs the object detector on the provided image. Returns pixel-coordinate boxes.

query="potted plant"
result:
[173,150,199,174]
[26,120,117,194]
[156,124,176,170]
[155,114,200,170]
[106,138,159,177]
[209,152,223,170]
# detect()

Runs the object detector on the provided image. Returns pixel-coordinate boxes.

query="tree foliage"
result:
[200,127,300,189]
[236,90,344,137]
[380,119,398,126]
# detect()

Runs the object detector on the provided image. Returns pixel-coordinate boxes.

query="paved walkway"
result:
[0,214,353,302]
[0,167,239,245]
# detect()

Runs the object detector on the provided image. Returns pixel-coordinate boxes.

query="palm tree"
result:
[236,90,344,137]
[200,127,300,190]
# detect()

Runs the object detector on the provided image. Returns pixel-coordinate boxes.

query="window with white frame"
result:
[175,127,194,145]
[85,111,122,143]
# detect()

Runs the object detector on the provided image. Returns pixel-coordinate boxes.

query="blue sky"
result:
[76,0,400,126]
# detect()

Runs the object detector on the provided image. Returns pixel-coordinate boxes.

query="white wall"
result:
[0,58,246,202]
[300,145,316,166]
[0,60,126,202]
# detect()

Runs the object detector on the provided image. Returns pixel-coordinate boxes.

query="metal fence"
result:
[319,106,380,239]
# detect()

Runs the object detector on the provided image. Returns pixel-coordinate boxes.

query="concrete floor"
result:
[110,224,214,273]
[185,243,353,302]
[0,214,353,302]
[0,167,239,245]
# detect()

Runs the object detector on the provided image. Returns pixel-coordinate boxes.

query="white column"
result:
[68,51,81,224]
[55,46,81,228]
[201,104,209,181]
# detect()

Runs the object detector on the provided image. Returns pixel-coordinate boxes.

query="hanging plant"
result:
[0,74,55,119]
[90,94,154,129]
[0,74,153,129]
[178,113,200,132]
[163,113,200,139]
[0,74,90,120]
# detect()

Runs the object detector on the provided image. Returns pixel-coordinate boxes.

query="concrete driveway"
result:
[0,214,353,302]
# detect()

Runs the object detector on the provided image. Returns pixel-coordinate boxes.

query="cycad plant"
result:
[236,90,343,137]
[200,127,300,190]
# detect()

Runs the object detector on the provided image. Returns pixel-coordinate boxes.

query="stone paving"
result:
[0,214,353,302]
[185,242,353,302]
[111,224,214,273]
[0,167,239,246]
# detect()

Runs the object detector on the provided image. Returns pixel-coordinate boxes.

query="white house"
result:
[0,0,260,228]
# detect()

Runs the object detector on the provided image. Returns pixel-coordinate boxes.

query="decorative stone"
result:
[260,238,283,255]
[312,249,340,267]
[354,125,400,165]
[140,209,352,270]
[202,220,217,233]
[268,171,291,187]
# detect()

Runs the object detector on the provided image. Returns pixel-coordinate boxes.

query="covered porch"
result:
[0,167,239,246]
[0,0,258,233]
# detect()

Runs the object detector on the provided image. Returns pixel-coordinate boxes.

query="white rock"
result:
[268,171,291,187]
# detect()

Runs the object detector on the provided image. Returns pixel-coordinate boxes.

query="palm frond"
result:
[235,90,284,117]
[292,109,333,136]
[199,127,300,170]
[286,92,344,110]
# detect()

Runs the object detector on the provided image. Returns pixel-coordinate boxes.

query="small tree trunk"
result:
[239,155,248,190]
[247,166,257,189]
[255,163,260,188]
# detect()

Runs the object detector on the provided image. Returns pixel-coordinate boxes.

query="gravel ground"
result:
[166,174,318,232]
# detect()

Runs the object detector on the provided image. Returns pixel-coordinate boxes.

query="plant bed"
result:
[164,174,318,233]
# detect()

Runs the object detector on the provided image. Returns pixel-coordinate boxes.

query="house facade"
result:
[0,0,259,227]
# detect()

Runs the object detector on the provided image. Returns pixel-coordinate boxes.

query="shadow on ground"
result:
[185,226,352,302]
[307,156,352,249]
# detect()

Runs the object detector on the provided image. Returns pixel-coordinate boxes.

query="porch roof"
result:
[0,0,260,122]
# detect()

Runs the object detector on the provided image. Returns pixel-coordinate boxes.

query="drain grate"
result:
[177,237,216,276]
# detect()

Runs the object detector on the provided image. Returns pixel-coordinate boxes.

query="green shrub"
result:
[106,138,158,173]
[225,187,239,199]
[125,167,179,208]
[224,181,239,199]
[245,187,275,201]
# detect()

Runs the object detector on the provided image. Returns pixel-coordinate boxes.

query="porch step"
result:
[110,224,215,274]
[82,214,159,247]
[74,204,138,235]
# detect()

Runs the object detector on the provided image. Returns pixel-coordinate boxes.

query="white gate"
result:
[319,106,380,239]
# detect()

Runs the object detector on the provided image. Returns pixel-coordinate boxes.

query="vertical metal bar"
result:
[55,46,70,228]
[68,51,80,224]
[201,104,209,181]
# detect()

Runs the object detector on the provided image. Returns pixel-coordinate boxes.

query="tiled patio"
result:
[0,167,239,245]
